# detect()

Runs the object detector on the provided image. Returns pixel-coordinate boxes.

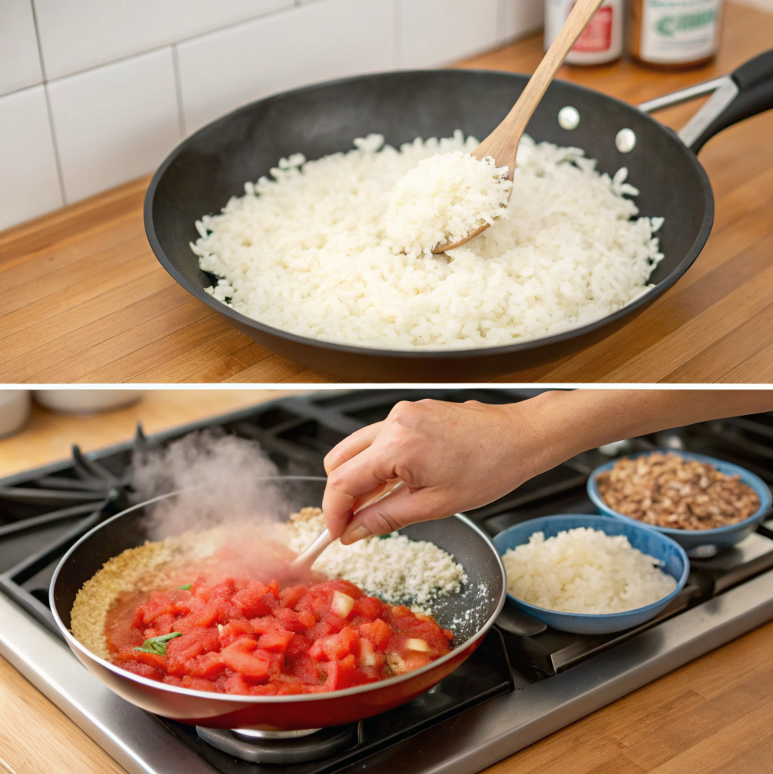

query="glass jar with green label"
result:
[631,0,725,68]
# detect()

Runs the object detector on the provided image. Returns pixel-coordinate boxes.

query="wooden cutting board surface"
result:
[1,391,773,773]
[0,3,771,384]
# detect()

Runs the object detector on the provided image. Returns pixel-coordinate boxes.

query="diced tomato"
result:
[123,661,163,680]
[221,641,271,684]
[223,672,253,694]
[280,584,307,610]
[185,651,226,679]
[167,628,220,660]
[107,571,452,697]
[180,675,219,692]
[150,614,176,635]
[359,618,392,651]
[309,626,360,662]
[258,629,294,653]
[217,617,253,647]
[285,634,311,658]
[135,593,176,627]
[325,654,366,691]
[274,607,315,633]
[249,616,285,635]
[290,654,325,684]
[352,596,383,620]
[133,650,167,670]
[233,580,275,618]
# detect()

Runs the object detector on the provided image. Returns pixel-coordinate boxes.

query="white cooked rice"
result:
[384,151,512,257]
[192,132,664,350]
[501,527,677,615]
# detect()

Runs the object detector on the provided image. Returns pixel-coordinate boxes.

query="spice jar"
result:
[630,0,725,68]
[545,0,624,65]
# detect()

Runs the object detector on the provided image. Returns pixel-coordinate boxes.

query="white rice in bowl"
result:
[192,132,664,350]
[501,527,677,615]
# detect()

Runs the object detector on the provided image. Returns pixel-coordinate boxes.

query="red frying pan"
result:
[50,478,506,730]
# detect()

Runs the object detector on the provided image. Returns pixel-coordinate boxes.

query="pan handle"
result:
[638,48,773,154]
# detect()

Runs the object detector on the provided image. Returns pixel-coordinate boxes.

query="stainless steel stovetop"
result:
[1,389,772,774]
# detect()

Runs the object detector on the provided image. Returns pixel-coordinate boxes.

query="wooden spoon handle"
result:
[475,0,606,168]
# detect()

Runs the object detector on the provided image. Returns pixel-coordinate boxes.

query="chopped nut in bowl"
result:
[587,451,772,554]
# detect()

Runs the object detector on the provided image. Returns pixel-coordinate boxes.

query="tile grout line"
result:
[31,2,302,87]
[171,45,187,139]
[29,0,67,206]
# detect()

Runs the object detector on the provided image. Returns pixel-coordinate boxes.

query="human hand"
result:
[321,398,544,544]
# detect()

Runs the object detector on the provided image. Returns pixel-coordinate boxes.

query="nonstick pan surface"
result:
[50,477,506,731]
[145,53,773,381]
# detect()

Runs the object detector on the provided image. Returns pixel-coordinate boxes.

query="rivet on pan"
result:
[558,106,580,130]
[616,128,637,153]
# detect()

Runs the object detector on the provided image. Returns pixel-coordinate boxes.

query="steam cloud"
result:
[130,429,289,541]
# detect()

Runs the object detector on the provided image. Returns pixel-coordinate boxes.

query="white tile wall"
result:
[0,0,545,230]
[47,48,181,203]
[0,0,43,96]
[498,0,544,45]
[0,86,62,231]
[177,0,395,134]
[33,0,294,80]
[396,0,499,69]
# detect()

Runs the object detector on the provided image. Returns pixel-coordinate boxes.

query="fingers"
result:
[352,477,402,512]
[322,446,398,539]
[340,484,452,544]
[323,422,383,474]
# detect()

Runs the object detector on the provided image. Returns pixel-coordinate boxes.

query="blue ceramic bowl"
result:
[492,514,689,635]
[588,451,772,553]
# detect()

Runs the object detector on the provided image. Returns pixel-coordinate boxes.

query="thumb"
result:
[340,483,454,544]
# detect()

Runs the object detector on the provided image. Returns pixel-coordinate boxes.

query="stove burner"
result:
[196,724,359,764]
[233,728,322,740]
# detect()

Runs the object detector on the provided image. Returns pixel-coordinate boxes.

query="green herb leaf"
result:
[134,631,182,656]
[177,583,192,590]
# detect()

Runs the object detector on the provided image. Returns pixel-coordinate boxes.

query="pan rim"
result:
[50,476,507,706]
[143,68,715,364]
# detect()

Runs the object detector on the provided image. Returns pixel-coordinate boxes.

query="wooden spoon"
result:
[432,0,606,254]
[285,480,407,581]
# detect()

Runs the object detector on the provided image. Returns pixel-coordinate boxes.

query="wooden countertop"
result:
[1,2,772,384]
[2,390,773,773]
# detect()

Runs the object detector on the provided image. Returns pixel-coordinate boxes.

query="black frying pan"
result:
[144,50,773,382]
[50,478,506,731]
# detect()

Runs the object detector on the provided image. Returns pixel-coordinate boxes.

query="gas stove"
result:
[2,389,773,774]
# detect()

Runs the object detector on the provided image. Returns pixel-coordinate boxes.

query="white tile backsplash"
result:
[33,0,294,80]
[177,0,395,134]
[47,48,181,203]
[0,0,542,230]
[0,86,62,230]
[0,0,44,96]
[498,0,544,45]
[396,0,499,69]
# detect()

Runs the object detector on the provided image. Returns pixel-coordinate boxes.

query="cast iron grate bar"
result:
[0,501,108,538]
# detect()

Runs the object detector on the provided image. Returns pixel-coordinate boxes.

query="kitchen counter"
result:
[1,390,773,773]
[1,2,772,384]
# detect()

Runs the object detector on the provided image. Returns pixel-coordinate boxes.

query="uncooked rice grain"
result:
[278,508,467,613]
[502,527,676,614]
